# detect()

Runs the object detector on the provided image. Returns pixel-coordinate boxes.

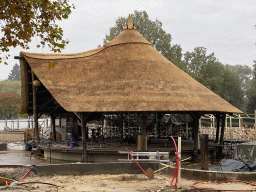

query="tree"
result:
[169,44,187,72]
[0,0,75,64]
[222,66,243,108]
[103,10,184,70]
[184,47,243,109]
[0,80,21,95]
[0,92,21,119]
[226,64,252,111]
[183,47,216,80]
[226,64,252,96]
[247,63,256,113]
[8,63,21,81]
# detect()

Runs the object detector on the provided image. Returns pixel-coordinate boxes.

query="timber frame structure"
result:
[17,16,242,162]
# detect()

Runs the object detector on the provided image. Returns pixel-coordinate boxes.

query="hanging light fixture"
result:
[33,80,41,87]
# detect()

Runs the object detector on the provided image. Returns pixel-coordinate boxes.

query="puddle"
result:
[0,151,75,166]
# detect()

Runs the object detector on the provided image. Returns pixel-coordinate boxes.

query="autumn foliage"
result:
[0,92,21,119]
[0,0,75,64]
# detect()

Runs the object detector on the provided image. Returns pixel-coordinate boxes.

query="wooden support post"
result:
[213,115,215,129]
[215,113,220,143]
[255,110,256,128]
[229,115,231,128]
[218,114,226,158]
[186,123,188,140]
[225,115,227,129]
[59,114,62,128]
[191,112,201,163]
[193,117,199,162]
[28,116,30,129]
[32,72,39,141]
[157,113,164,139]
[26,129,28,143]
[50,114,56,141]
[200,134,209,170]
[138,112,149,151]
[239,114,241,129]
[120,113,123,145]
[177,137,181,188]
[220,114,226,145]
[81,113,88,163]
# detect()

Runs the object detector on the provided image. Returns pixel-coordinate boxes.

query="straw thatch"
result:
[20,17,242,114]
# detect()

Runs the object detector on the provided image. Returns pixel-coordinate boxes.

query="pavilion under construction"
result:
[17,16,242,162]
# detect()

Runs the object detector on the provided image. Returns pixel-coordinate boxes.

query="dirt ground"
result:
[0,168,256,191]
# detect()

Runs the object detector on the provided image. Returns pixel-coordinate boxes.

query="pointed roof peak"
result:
[123,15,136,30]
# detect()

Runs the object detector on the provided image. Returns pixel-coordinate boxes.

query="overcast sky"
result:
[1,0,256,80]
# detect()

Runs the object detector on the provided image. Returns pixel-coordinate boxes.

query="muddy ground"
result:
[0,168,255,191]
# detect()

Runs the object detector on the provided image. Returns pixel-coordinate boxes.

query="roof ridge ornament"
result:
[123,15,136,30]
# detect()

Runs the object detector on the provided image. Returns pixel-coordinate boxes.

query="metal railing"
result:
[118,151,170,162]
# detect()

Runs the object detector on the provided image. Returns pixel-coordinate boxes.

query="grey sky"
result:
[1,0,256,80]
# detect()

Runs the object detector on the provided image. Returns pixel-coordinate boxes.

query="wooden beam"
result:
[51,113,56,141]
[32,71,39,141]
[81,112,91,163]
[49,106,61,114]
[215,113,220,143]
[36,90,49,94]
[14,56,25,60]
[190,112,201,163]
[219,113,226,145]
[73,112,82,121]
[38,97,54,109]
[217,113,227,158]
[157,112,165,139]
[200,134,209,170]
[38,112,44,119]
[119,113,123,145]
[137,112,150,151]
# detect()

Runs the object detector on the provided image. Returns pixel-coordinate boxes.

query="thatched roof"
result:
[20,17,242,114]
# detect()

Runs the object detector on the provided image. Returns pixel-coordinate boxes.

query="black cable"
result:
[15,182,63,188]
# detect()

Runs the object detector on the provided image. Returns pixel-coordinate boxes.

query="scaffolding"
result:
[99,113,194,142]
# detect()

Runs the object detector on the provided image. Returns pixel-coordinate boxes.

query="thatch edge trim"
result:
[19,53,29,114]
[20,42,153,60]
[20,46,105,60]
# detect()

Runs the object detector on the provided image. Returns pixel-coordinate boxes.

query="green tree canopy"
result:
[8,63,21,81]
[0,92,21,119]
[103,10,184,70]
[104,11,171,56]
[184,47,243,109]
[247,63,256,113]
[183,47,216,79]
[0,0,75,64]
[226,64,252,96]
[0,80,21,95]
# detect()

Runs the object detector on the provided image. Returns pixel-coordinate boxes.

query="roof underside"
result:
[20,25,242,114]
